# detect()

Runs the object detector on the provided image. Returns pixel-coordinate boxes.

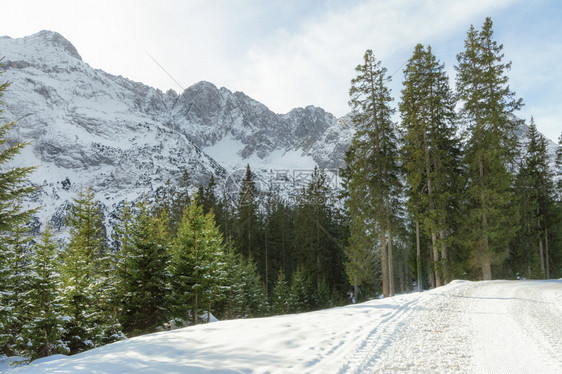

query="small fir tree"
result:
[169,199,225,324]
[271,269,293,315]
[119,199,170,336]
[22,224,67,360]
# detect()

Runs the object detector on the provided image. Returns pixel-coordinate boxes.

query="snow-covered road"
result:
[7,280,562,373]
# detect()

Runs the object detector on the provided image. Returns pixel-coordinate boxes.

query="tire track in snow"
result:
[339,281,476,374]
[337,293,432,374]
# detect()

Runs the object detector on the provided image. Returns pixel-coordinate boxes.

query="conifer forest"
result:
[1,17,562,362]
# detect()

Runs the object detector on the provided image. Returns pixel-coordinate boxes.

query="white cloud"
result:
[238,0,519,116]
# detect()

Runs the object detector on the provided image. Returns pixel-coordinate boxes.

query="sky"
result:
[1,0,561,142]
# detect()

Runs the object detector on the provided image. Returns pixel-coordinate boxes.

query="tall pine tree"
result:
[344,50,402,297]
[399,44,460,287]
[511,119,556,278]
[455,18,523,279]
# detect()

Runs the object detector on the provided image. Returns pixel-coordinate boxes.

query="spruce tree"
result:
[271,269,293,315]
[0,75,38,356]
[455,17,523,279]
[263,191,295,294]
[399,44,460,286]
[119,199,170,335]
[289,266,309,313]
[235,165,263,276]
[169,199,225,324]
[240,256,269,317]
[344,49,402,297]
[22,224,67,360]
[557,133,562,199]
[0,216,33,356]
[113,200,133,304]
[217,238,246,319]
[511,119,555,278]
[59,187,115,353]
[201,175,218,215]
[293,167,345,300]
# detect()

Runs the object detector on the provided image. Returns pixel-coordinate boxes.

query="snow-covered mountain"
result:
[0,31,351,230]
[1,31,557,232]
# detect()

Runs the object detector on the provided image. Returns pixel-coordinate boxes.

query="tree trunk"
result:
[388,223,394,296]
[432,231,441,287]
[539,238,545,275]
[424,122,440,288]
[265,229,269,298]
[428,242,435,289]
[194,289,198,324]
[545,227,550,279]
[398,254,405,294]
[416,220,422,292]
[353,274,358,303]
[479,159,492,281]
[439,230,447,284]
[482,258,492,280]
[380,229,389,297]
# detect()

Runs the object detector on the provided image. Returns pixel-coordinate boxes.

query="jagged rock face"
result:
[0,30,351,230]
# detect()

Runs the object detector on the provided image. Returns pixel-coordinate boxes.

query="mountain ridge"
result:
[0,30,350,232]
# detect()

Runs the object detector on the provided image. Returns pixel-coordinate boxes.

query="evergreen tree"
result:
[240,256,269,317]
[59,187,118,353]
[455,17,523,279]
[217,238,246,319]
[235,165,263,276]
[154,169,191,237]
[22,224,67,360]
[201,175,218,215]
[263,190,294,294]
[289,266,309,313]
[169,199,225,324]
[119,199,170,336]
[551,133,562,278]
[557,133,562,199]
[58,188,101,353]
[511,119,556,278]
[344,49,402,297]
[0,216,33,356]
[214,190,236,241]
[271,269,293,315]
[0,75,38,356]
[399,44,460,286]
[293,167,346,300]
[113,200,134,305]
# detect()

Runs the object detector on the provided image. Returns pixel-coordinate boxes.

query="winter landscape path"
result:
[5,280,561,373]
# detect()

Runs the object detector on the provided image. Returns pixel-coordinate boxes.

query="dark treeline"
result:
[1,16,562,364]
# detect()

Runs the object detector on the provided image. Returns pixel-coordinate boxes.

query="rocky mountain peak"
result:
[28,30,82,61]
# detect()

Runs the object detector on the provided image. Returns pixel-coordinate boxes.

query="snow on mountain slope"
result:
[6,280,561,373]
[0,30,351,231]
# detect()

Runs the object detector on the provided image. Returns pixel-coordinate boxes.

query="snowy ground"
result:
[3,279,561,373]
